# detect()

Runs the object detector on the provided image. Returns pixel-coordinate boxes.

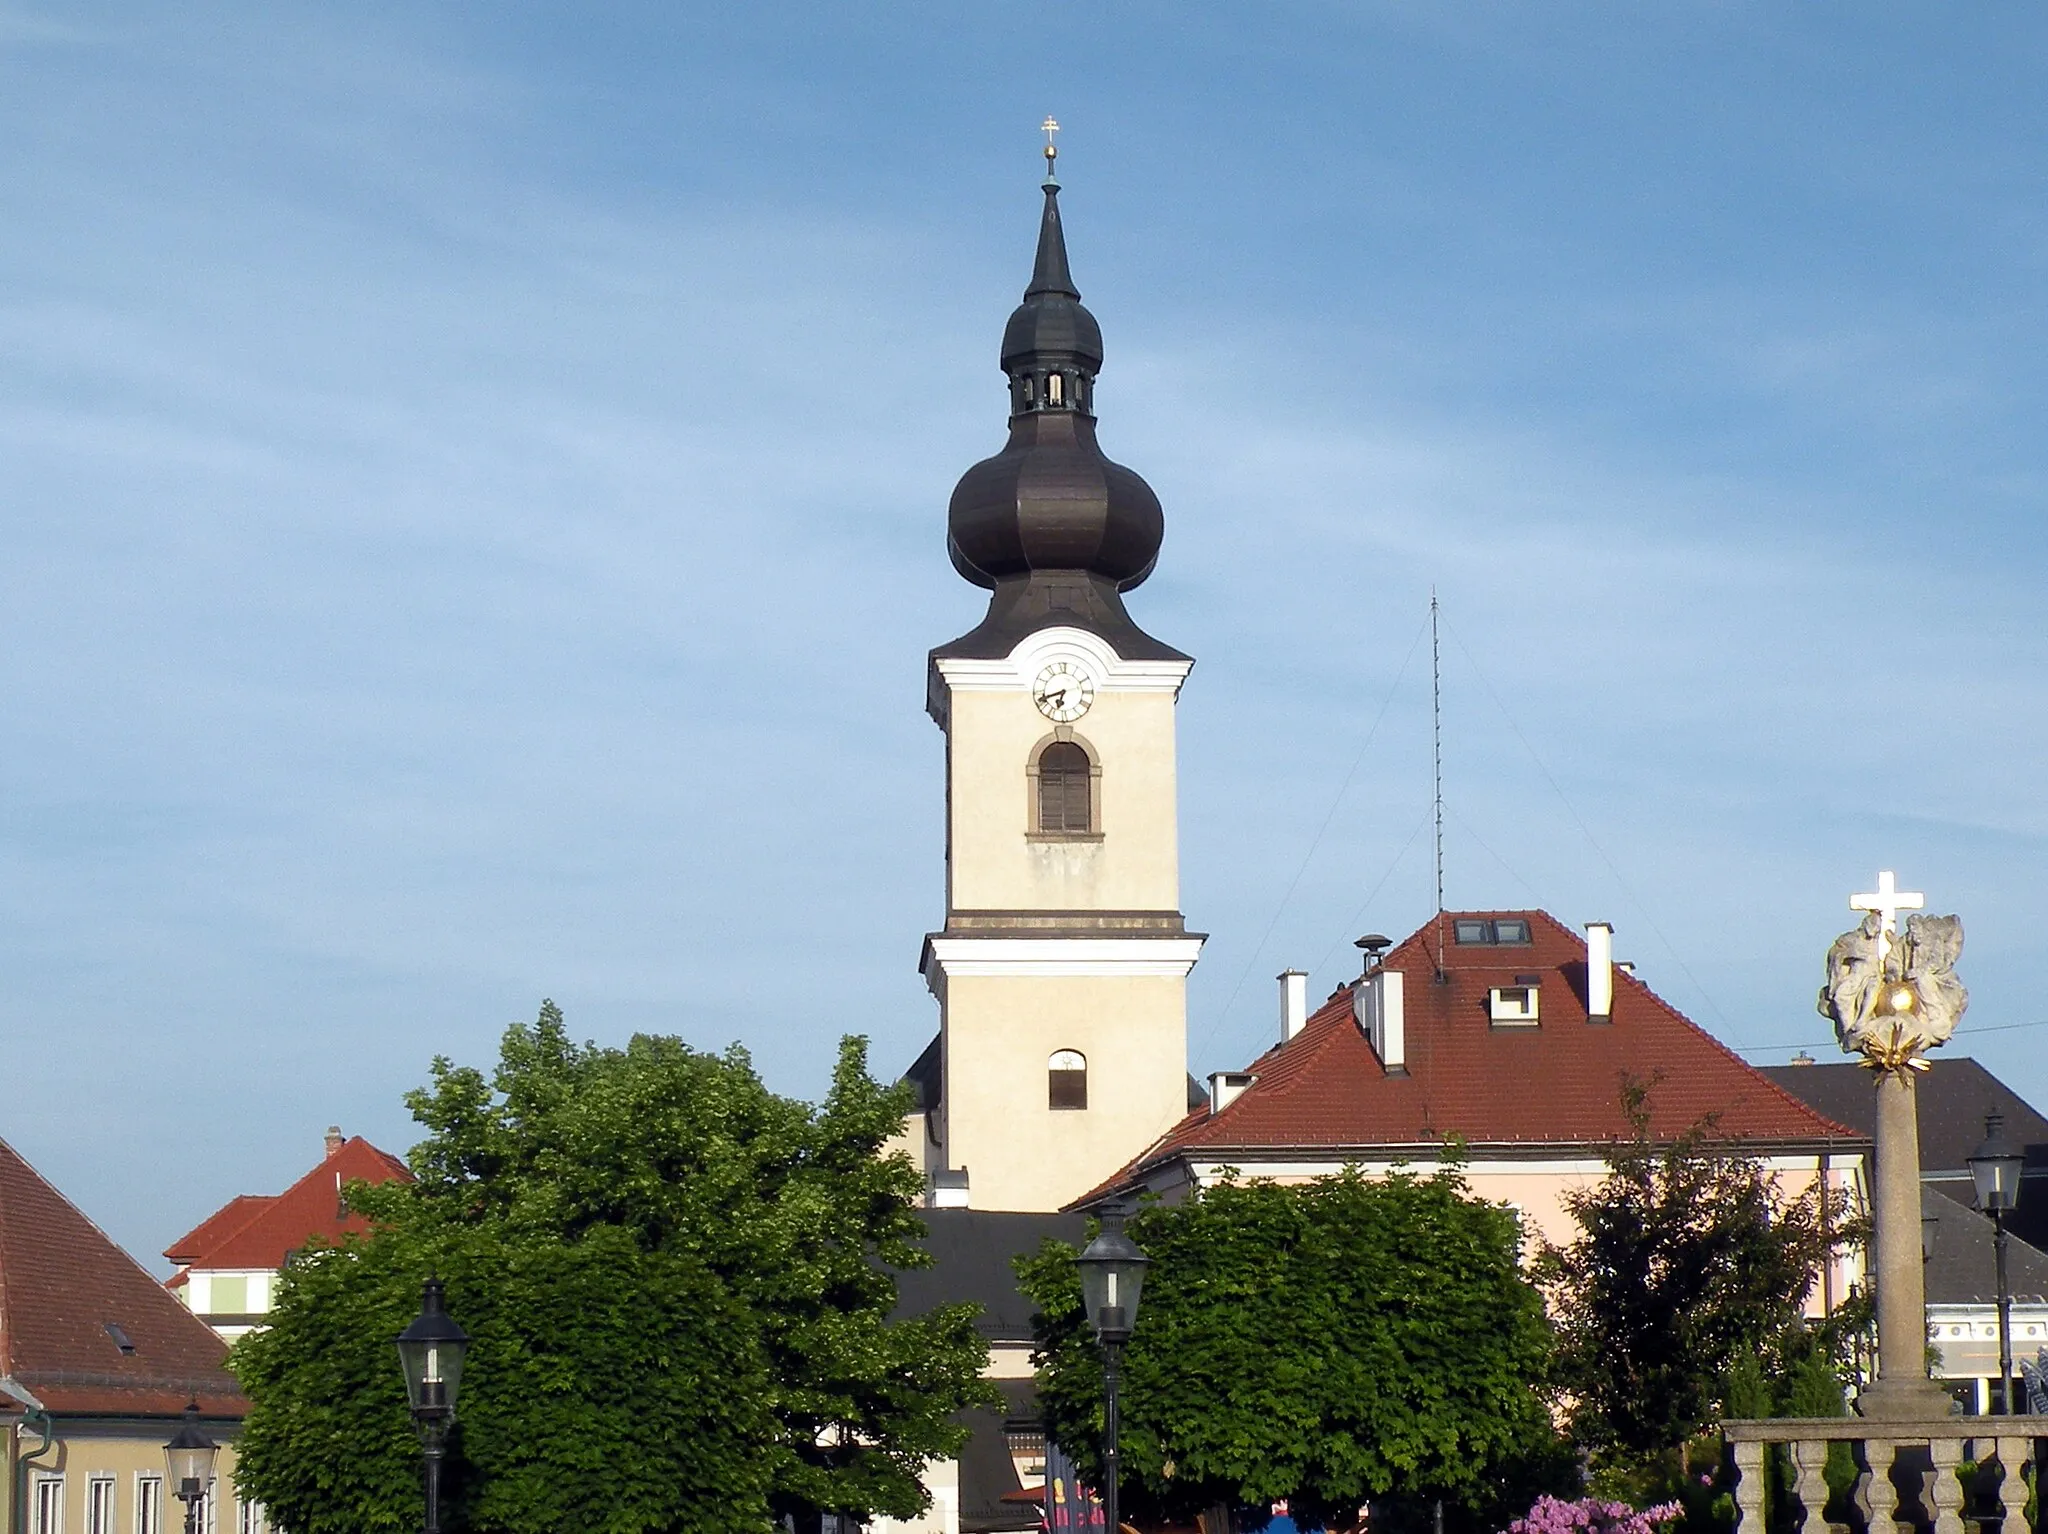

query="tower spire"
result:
[934,137,1182,664]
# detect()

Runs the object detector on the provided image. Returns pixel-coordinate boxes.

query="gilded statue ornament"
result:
[1818,909,1968,1073]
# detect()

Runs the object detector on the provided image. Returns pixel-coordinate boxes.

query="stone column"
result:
[1857,1068,1954,1420]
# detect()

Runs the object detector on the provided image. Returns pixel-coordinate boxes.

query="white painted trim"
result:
[935,627,1193,697]
[924,936,1204,991]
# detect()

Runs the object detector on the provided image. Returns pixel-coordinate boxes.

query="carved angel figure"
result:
[1817,910,1967,1064]
[1817,914,1885,1052]
[1895,912,1968,1045]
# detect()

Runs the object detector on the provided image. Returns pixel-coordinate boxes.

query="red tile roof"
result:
[1079,910,1861,1206]
[0,1135,243,1417]
[164,1137,410,1276]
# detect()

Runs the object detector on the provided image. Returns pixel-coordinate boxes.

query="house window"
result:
[1489,984,1540,1025]
[138,1476,163,1534]
[1454,918,1533,945]
[88,1477,116,1534]
[1049,1050,1088,1110]
[208,1274,248,1315]
[33,1476,63,1534]
[1036,741,1092,834]
[239,1497,271,1534]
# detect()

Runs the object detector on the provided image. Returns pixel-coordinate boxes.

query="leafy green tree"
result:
[1534,1080,1843,1473]
[233,1003,991,1534]
[1017,1168,1563,1533]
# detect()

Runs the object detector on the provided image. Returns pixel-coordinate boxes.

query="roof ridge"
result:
[164,1192,278,1266]
[0,1134,177,1304]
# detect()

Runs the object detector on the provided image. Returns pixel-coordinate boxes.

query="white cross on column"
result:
[1852,869,1925,966]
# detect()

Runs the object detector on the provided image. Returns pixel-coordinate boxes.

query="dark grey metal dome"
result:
[946,180,1165,595]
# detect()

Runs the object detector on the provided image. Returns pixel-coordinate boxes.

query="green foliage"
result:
[1016,1168,1562,1532]
[233,1003,991,1534]
[1535,1080,1846,1468]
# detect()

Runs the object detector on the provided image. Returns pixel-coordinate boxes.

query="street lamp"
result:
[1968,1113,2026,1413]
[396,1278,470,1534]
[1076,1211,1149,1534]
[163,1402,219,1534]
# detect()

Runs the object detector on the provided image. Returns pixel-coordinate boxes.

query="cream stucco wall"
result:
[941,974,1188,1212]
[946,688,1180,913]
[4,1429,255,1534]
[1175,1153,1868,1314]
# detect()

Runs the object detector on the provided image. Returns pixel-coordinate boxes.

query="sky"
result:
[5,3,2046,1269]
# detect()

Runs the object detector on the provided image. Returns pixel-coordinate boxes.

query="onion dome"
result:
[946,175,1166,595]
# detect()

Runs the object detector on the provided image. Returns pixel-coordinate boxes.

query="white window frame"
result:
[87,1474,118,1534]
[137,1473,164,1534]
[238,1495,271,1534]
[32,1474,65,1534]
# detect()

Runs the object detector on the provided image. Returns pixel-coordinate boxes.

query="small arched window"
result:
[1047,372,1064,405]
[1037,740,1092,834]
[1049,1050,1088,1110]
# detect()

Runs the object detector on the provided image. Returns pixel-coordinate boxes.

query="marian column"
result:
[1818,870,1969,1420]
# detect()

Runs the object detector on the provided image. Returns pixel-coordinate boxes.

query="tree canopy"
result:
[232,1003,990,1534]
[1534,1081,1845,1467]
[1017,1168,1563,1533]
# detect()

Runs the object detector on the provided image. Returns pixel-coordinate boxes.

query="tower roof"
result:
[939,164,1177,662]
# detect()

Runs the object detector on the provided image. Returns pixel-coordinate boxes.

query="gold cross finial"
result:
[1041,116,1059,174]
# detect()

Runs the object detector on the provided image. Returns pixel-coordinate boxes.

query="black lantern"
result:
[1075,1212,1149,1534]
[397,1277,468,1418]
[1968,1114,2027,1412]
[163,1402,218,1534]
[1076,1219,1149,1346]
[1969,1113,2025,1214]
[396,1279,469,1533]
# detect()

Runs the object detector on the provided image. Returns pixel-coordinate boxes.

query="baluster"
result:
[1792,1438,1832,1534]
[1859,1438,1901,1534]
[1733,1439,1767,1534]
[1929,1437,1965,1534]
[1991,1437,2029,1534]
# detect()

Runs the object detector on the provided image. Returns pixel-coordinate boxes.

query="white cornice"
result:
[922,934,1204,998]
[935,628,1193,697]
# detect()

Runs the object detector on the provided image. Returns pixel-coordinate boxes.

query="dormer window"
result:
[1489,982,1540,1026]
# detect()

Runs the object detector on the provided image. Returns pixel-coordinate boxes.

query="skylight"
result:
[1453,918,1532,946]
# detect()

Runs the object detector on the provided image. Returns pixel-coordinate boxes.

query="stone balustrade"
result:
[1723,1416,2048,1534]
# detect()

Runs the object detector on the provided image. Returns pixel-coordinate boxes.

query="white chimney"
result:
[1352,968,1406,1075]
[1278,969,1309,1042]
[1209,1071,1256,1114]
[1585,921,1614,1022]
[930,1168,970,1209]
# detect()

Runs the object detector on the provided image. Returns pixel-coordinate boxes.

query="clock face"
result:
[1033,661,1096,722]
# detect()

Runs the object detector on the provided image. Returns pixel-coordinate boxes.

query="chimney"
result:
[1352,968,1406,1075]
[1209,1072,1257,1114]
[324,1125,345,1159]
[930,1168,970,1209]
[1278,969,1309,1042]
[1585,922,1614,1022]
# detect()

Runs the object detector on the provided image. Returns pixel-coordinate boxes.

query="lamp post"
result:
[396,1278,470,1534]
[1968,1112,2026,1413]
[163,1402,219,1534]
[1076,1212,1149,1534]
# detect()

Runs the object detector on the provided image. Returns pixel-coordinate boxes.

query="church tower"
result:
[917,155,1202,1212]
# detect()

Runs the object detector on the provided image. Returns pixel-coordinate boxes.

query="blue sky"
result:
[5,4,2046,1267]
